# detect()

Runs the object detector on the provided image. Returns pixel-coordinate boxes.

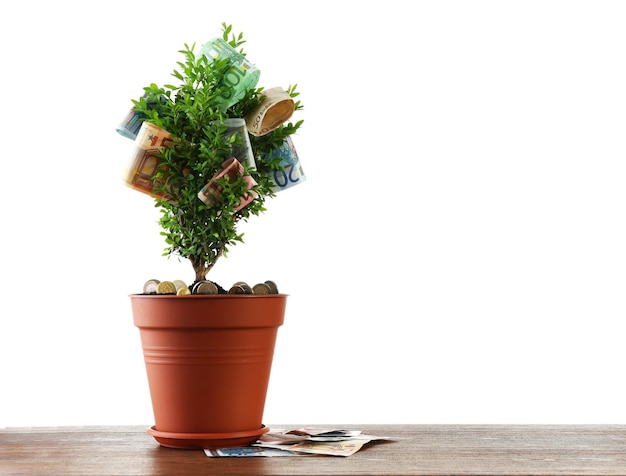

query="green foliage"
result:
[131,23,303,283]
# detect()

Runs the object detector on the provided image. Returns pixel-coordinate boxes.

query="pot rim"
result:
[129,293,289,299]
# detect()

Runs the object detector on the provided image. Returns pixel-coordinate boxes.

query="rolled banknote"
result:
[115,94,165,140]
[116,107,145,140]
[198,38,260,110]
[198,157,258,212]
[245,87,295,137]
[123,122,176,199]
[217,118,256,169]
[260,136,306,192]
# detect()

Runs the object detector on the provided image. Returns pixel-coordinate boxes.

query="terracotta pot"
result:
[130,293,287,449]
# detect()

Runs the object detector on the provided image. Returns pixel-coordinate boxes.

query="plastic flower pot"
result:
[130,293,286,449]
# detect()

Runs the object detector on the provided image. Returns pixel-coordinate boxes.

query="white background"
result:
[1,1,625,428]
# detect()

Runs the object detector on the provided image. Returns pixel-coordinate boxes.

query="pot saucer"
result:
[147,425,269,449]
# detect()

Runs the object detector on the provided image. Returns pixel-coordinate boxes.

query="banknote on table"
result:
[254,438,369,457]
[255,428,392,456]
[203,428,393,457]
[261,428,364,442]
[204,447,312,457]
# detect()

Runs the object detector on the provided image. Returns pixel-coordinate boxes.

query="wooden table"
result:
[1,424,625,475]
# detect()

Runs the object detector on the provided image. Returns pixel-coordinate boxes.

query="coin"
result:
[231,282,252,293]
[172,279,187,291]
[264,280,278,294]
[252,283,271,294]
[156,280,177,294]
[194,281,218,295]
[143,279,161,294]
[177,286,191,295]
[190,281,201,294]
[228,284,248,294]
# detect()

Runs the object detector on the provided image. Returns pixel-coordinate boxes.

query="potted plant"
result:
[116,23,305,449]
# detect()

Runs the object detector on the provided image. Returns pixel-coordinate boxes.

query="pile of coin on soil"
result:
[143,279,279,296]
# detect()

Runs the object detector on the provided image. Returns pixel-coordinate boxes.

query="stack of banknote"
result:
[205,428,393,457]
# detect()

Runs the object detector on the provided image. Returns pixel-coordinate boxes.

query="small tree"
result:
[130,23,303,284]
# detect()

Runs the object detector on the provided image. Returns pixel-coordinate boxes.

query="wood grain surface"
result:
[1,424,625,475]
